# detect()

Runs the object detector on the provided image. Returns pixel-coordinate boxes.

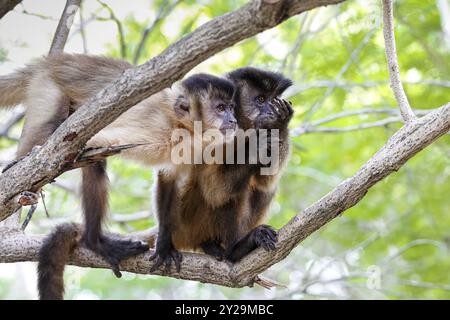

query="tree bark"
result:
[0,0,22,19]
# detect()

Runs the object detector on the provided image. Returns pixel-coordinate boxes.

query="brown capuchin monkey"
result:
[151,67,293,269]
[0,54,238,299]
[35,67,292,300]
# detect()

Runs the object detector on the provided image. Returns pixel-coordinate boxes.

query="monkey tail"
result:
[0,68,32,107]
[37,222,81,300]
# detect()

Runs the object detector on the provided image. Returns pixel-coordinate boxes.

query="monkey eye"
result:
[216,104,226,112]
[255,95,265,104]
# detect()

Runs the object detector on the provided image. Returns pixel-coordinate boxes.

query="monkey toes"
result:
[86,236,149,278]
[252,225,278,251]
[149,246,182,274]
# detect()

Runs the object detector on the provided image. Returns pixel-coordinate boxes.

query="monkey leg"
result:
[225,225,278,262]
[17,75,71,158]
[81,161,149,277]
[150,171,182,273]
[201,240,225,261]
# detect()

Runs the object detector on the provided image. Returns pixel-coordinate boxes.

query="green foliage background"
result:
[0,0,449,299]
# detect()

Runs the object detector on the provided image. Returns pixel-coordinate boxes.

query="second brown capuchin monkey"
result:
[35,67,293,299]
[0,54,238,282]
[151,67,293,271]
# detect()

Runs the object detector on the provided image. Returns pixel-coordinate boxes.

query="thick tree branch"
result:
[0,0,22,19]
[382,0,416,123]
[1,103,448,287]
[0,0,346,222]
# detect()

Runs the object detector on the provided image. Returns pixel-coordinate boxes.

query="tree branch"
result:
[1,103,448,287]
[96,0,127,59]
[0,0,346,222]
[382,0,416,123]
[49,0,81,54]
[291,108,433,136]
[0,0,22,19]
[133,0,182,64]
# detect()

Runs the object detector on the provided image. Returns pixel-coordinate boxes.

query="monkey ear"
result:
[174,95,190,119]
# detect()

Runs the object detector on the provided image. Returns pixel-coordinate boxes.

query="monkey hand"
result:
[252,225,278,251]
[84,236,149,278]
[269,98,293,129]
[149,241,182,274]
[255,98,293,130]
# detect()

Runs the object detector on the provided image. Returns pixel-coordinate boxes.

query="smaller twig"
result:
[19,8,57,21]
[0,108,25,139]
[292,108,434,136]
[49,0,81,55]
[254,275,287,289]
[303,28,378,121]
[381,239,446,267]
[78,2,88,54]
[292,116,401,136]
[382,0,416,123]
[285,79,450,96]
[96,0,126,58]
[21,204,37,230]
[133,0,182,64]
[40,190,50,218]
[112,210,152,223]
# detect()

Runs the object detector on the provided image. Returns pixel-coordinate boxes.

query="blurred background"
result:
[0,0,449,299]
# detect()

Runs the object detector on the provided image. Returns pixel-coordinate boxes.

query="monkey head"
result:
[227,67,293,130]
[175,73,238,141]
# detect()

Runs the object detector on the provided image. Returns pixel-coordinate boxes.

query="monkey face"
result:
[202,95,237,139]
[238,85,292,130]
[227,67,293,130]
[180,73,237,140]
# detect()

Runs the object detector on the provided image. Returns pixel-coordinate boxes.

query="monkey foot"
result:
[201,240,225,261]
[149,245,182,274]
[85,236,149,278]
[253,225,278,251]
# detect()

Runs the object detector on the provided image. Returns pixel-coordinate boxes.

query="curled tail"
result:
[37,223,81,300]
[0,68,31,107]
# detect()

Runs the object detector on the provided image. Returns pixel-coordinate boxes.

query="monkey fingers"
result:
[149,247,182,274]
[282,99,294,121]
[252,225,278,251]
[271,98,292,123]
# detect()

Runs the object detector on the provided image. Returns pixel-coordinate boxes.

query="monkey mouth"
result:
[220,125,237,135]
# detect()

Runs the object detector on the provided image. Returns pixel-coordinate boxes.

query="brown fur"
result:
[151,68,293,265]
[38,223,81,300]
